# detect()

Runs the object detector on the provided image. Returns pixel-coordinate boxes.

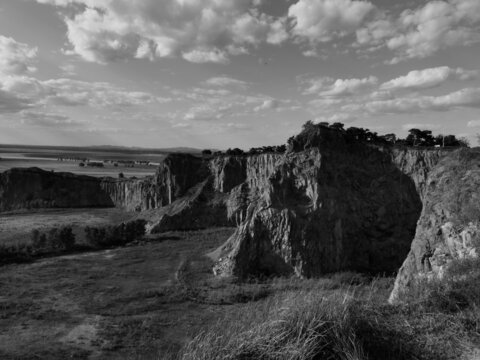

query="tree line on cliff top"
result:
[204,121,469,156]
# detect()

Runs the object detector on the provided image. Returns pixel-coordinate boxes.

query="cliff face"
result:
[389,149,480,303]
[5,132,476,298]
[0,167,114,212]
[100,177,159,212]
[101,153,211,212]
[389,148,448,198]
[212,129,456,279]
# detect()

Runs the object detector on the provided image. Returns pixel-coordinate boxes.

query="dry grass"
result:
[172,267,479,360]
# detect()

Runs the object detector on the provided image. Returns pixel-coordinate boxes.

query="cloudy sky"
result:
[1,0,480,149]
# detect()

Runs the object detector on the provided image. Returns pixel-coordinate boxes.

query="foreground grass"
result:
[172,268,480,360]
[1,226,478,359]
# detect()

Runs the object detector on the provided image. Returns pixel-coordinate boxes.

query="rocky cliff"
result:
[389,148,480,303]
[0,167,114,212]
[4,130,476,296]
[212,128,455,279]
[101,153,210,212]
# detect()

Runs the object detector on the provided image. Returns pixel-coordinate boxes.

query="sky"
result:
[0,0,480,149]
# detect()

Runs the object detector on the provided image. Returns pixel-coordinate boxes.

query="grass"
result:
[0,207,136,247]
[172,264,480,360]
[1,225,478,359]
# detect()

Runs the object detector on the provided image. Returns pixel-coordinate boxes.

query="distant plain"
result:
[0,145,166,178]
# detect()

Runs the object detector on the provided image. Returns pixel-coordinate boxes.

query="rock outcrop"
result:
[212,129,435,278]
[4,128,477,295]
[0,167,114,212]
[142,178,232,233]
[101,153,210,212]
[389,149,480,303]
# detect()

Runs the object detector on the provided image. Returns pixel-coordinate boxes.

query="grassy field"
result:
[0,226,478,359]
[0,208,137,247]
[0,228,238,359]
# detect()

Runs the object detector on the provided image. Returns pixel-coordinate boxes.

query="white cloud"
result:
[362,87,480,114]
[302,76,378,97]
[288,0,376,44]
[356,0,480,63]
[34,0,288,64]
[381,66,478,91]
[204,76,249,89]
[254,99,279,112]
[467,120,480,128]
[0,36,37,75]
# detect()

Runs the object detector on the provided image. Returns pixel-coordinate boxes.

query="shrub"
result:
[30,226,76,253]
[85,219,147,248]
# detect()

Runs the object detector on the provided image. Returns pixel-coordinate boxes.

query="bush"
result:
[180,290,363,360]
[31,226,76,253]
[85,219,147,248]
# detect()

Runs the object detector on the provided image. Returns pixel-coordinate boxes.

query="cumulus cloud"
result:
[254,99,279,112]
[467,120,480,128]
[362,87,480,114]
[288,0,375,43]
[204,76,249,89]
[302,76,378,97]
[380,66,478,91]
[356,0,480,63]
[0,36,37,75]
[34,0,288,64]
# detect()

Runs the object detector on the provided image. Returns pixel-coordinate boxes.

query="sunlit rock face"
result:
[101,153,210,212]
[212,128,454,279]
[389,149,480,303]
[0,167,114,212]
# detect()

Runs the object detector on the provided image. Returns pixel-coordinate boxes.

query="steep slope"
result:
[102,153,210,211]
[142,178,232,233]
[213,128,443,278]
[389,148,480,303]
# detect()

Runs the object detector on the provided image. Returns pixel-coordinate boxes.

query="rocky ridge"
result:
[2,128,478,302]
[212,129,451,278]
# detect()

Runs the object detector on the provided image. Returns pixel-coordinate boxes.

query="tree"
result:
[406,128,422,146]
[202,149,212,156]
[383,133,397,144]
[302,120,315,131]
[346,127,368,141]
[118,172,125,179]
[444,135,459,147]
[329,122,345,131]
[458,137,470,148]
